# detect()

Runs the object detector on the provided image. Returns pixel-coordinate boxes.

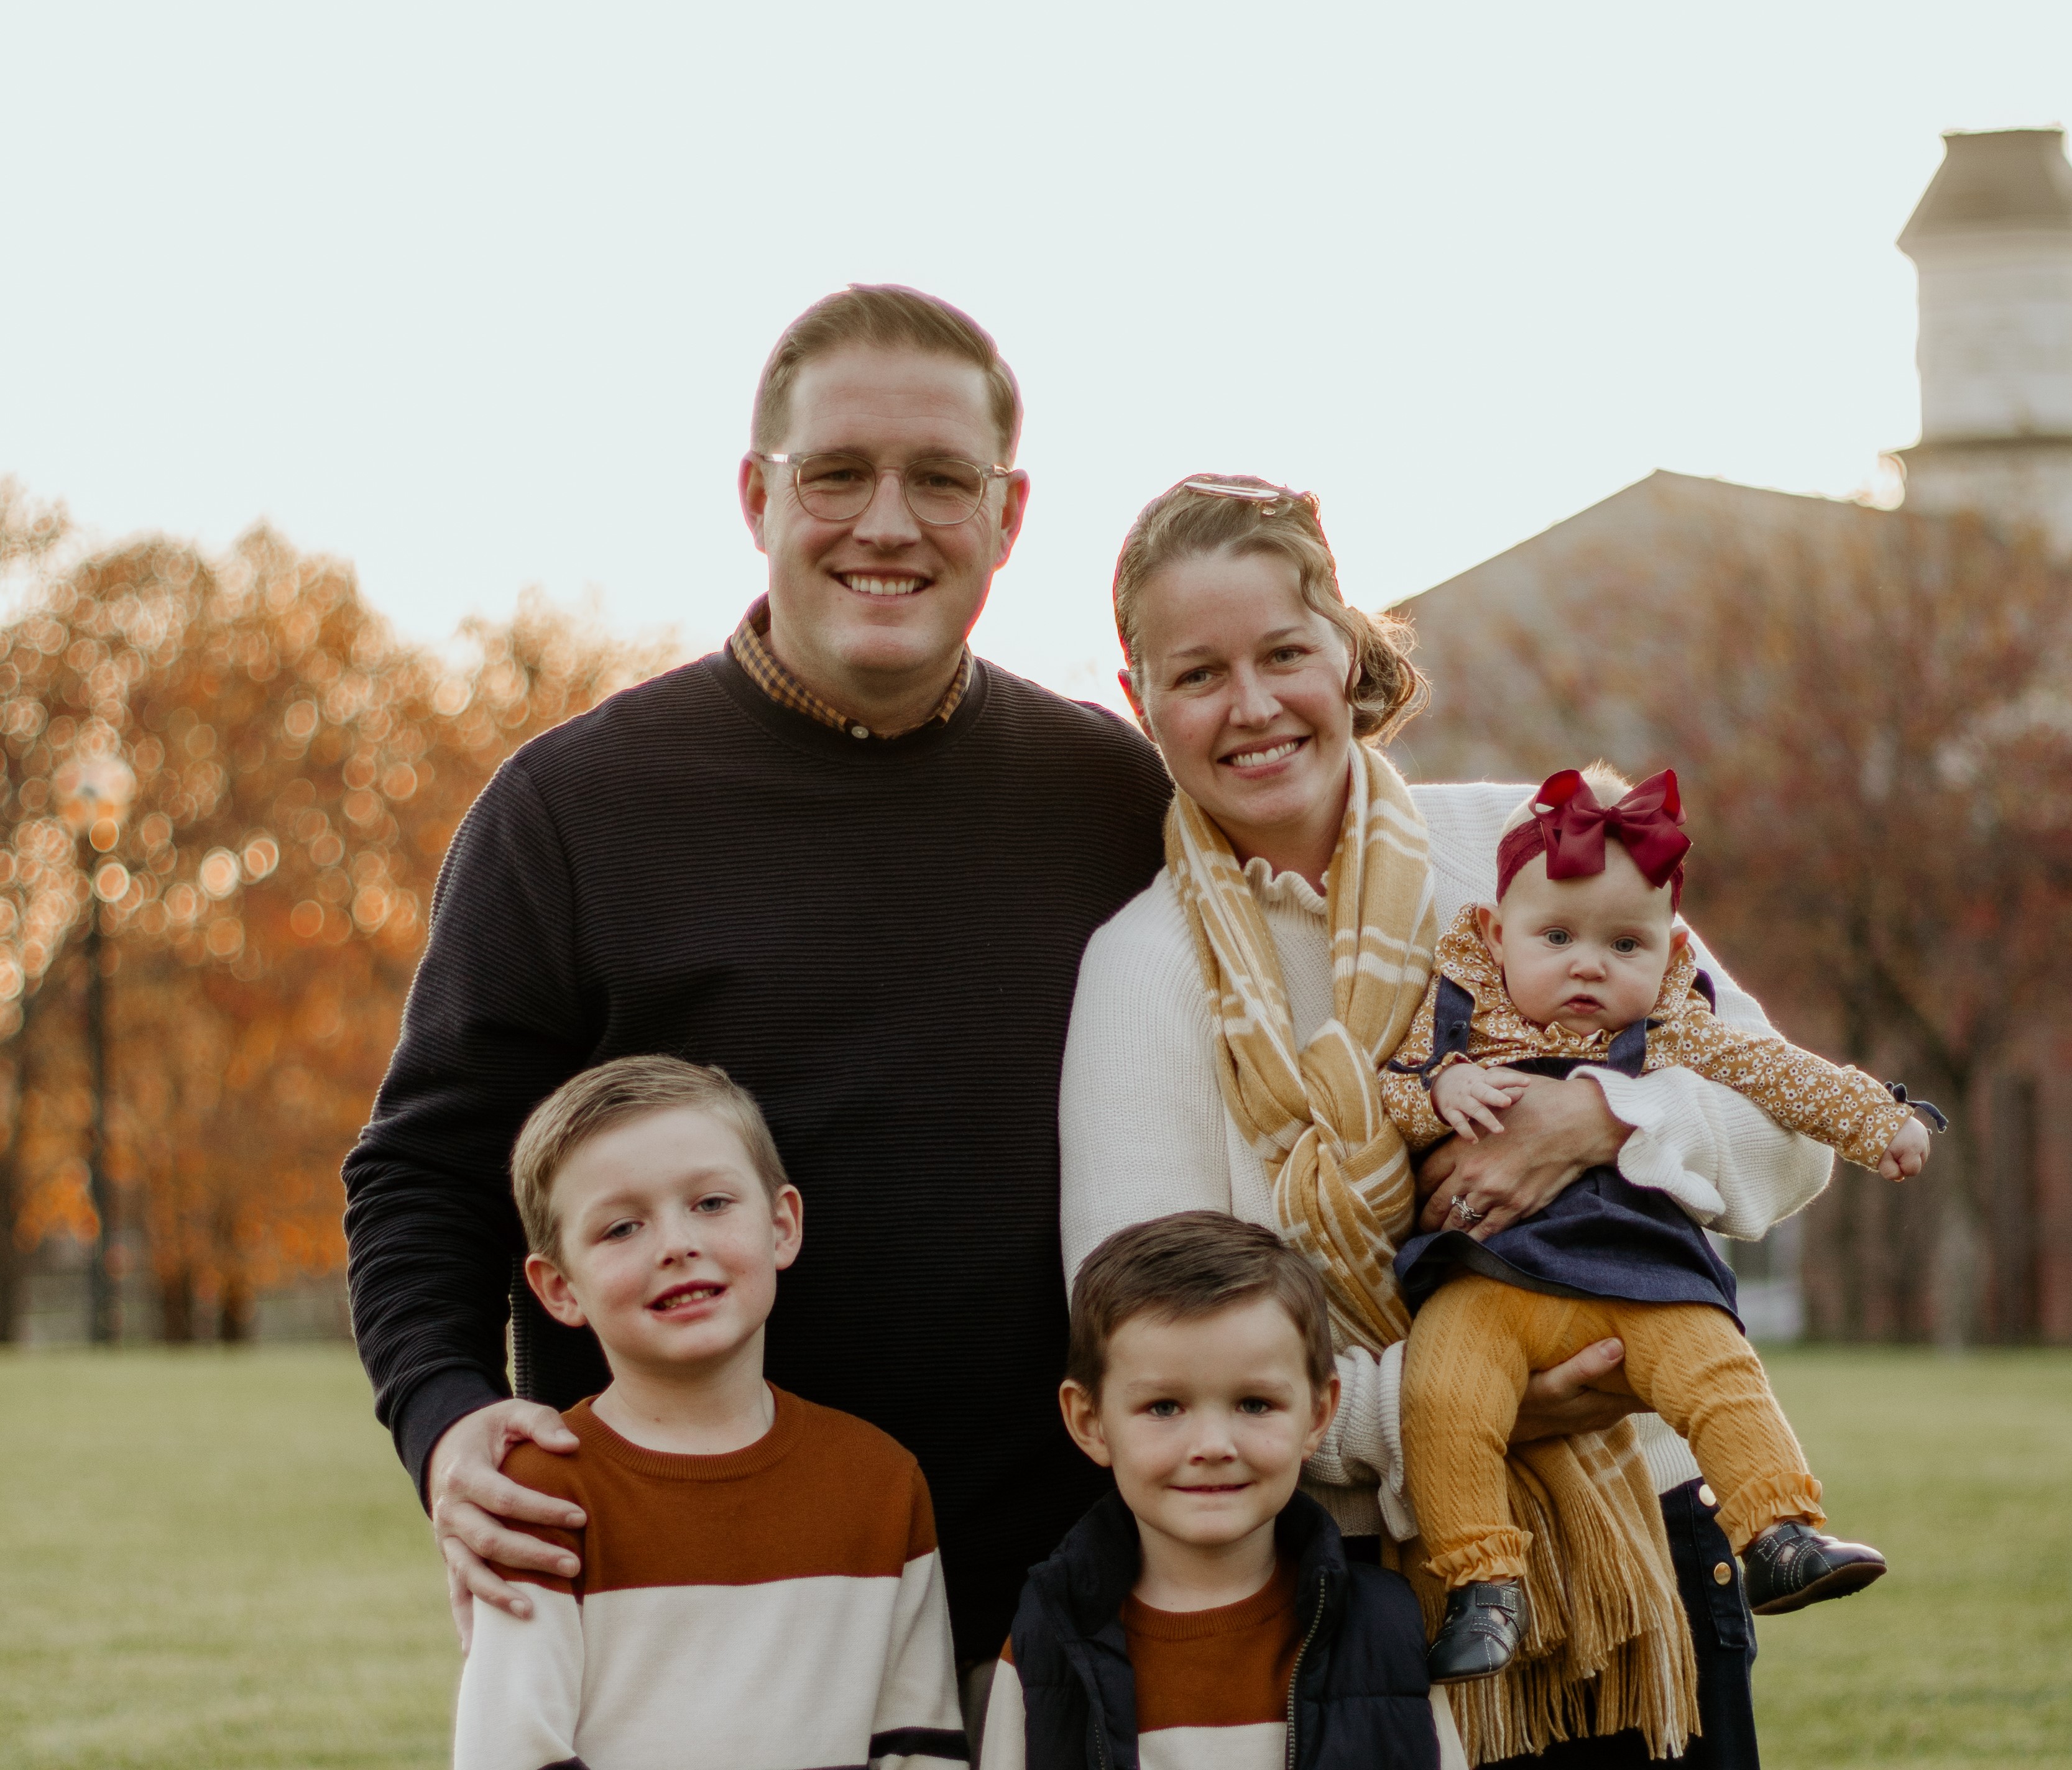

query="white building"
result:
[1895,128,2072,550]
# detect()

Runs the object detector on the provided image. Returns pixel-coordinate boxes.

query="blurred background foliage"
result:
[9,465,2071,1350]
[1398,495,2072,1344]
[0,479,673,1342]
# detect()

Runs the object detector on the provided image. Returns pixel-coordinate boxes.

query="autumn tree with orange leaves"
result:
[0,480,670,1339]
[1397,502,2072,1346]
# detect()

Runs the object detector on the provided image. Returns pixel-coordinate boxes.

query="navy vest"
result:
[1006,1489,1439,1770]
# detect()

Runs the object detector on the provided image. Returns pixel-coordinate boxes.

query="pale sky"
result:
[4,2,2070,714]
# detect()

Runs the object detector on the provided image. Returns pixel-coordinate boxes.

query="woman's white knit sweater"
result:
[1059,781,1833,1541]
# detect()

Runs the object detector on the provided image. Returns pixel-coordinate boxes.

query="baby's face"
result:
[1480,843,1684,1036]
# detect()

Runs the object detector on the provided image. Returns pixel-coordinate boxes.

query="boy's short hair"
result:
[512,1055,788,1264]
[1066,1211,1335,1398]
[750,283,1023,461]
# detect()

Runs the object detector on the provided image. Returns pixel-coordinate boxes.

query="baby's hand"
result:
[1431,1063,1532,1142]
[1879,1116,1933,1181]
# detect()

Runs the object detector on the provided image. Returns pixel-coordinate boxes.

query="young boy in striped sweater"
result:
[452,1056,967,1770]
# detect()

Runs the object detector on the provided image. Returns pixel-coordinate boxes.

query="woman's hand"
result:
[1510,1337,1648,1444]
[1416,1074,1629,1237]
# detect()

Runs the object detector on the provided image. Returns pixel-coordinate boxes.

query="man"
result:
[344,287,1174,1666]
[341,285,1746,1674]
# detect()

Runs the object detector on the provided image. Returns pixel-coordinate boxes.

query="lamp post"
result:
[56,755,136,1345]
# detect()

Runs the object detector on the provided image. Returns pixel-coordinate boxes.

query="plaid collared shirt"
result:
[728,596,972,740]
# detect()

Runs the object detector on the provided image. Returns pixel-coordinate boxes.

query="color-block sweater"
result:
[453,1388,966,1770]
[342,648,1173,1659]
[987,1564,1306,1770]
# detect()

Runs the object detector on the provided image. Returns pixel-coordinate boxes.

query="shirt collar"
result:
[727,595,972,740]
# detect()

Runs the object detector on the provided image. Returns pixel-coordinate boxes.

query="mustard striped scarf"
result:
[1166,744,1436,1349]
[1166,746,1698,1763]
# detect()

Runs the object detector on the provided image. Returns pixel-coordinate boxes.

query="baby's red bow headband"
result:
[1495,768,1692,908]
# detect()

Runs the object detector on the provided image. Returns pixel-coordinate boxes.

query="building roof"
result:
[1899,129,2072,252]
[1391,472,1907,784]
[1399,470,1887,617]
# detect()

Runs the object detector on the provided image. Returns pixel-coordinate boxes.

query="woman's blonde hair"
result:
[1111,475,1425,743]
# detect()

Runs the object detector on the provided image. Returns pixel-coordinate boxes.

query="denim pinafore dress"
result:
[1389,973,1743,1328]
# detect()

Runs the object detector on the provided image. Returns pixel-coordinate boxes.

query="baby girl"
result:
[1379,765,1937,1684]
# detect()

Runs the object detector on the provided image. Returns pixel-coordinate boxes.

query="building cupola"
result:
[1894,128,2072,548]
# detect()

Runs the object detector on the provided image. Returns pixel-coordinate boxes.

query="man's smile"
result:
[834,571,929,597]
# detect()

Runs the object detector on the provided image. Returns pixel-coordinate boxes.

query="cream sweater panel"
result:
[1059,779,1834,1539]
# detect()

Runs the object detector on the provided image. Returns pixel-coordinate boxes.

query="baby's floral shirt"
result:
[1379,906,1913,1170]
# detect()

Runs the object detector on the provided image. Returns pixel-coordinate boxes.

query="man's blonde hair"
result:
[512,1056,788,1265]
[1111,475,1425,743]
[750,283,1023,461]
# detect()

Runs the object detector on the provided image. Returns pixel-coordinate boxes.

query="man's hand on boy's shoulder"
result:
[429,1400,586,1651]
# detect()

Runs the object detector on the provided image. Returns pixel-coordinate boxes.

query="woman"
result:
[1059,475,1830,1768]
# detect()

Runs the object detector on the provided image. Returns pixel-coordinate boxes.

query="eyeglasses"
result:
[752,451,1014,527]
[1180,477,1318,521]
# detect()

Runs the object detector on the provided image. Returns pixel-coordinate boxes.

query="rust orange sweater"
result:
[453,1387,965,1770]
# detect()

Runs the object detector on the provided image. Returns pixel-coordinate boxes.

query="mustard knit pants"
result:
[1401,1273,1825,1587]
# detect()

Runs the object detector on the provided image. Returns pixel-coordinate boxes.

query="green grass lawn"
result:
[1752,1347,2072,1768]
[1,1344,2066,1768]
[2,1347,454,1769]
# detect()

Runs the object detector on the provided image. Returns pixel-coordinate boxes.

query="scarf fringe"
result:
[1394,1421,1701,1763]
[1437,1628,1700,1764]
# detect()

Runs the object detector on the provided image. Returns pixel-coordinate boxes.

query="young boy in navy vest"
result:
[983,1212,1463,1769]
